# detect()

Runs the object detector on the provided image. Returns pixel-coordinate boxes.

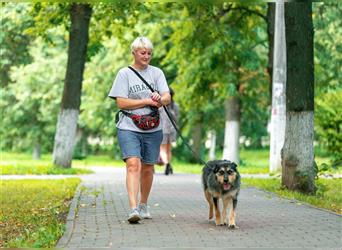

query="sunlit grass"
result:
[0,152,93,175]
[73,154,123,167]
[242,178,342,214]
[0,149,337,175]
[0,179,81,248]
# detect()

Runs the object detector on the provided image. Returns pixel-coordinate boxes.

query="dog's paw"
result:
[228,224,238,229]
[215,221,223,226]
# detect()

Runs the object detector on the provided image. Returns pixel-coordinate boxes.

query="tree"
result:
[157,3,268,161]
[0,37,66,157]
[269,0,286,173]
[53,4,92,168]
[281,2,315,193]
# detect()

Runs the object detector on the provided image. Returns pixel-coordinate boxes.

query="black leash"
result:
[128,66,208,166]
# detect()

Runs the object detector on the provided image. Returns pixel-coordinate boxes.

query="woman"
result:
[159,87,179,175]
[108,36,171,223]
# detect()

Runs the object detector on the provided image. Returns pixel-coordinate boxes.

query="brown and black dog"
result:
[202,160,240,228]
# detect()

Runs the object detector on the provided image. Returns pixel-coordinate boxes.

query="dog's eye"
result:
[219,170,225,175]
[227,170,233,175]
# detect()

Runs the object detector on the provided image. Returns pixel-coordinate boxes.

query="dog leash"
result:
[128,66,208,167]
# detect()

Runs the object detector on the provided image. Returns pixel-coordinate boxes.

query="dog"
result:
[202,160,240,228]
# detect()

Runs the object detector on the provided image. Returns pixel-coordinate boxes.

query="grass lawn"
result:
[1,149,337,175]
[242,178,342,214]
[0,178,81,248]
[0,152,93,175]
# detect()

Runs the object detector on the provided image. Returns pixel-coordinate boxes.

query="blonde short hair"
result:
[131,36,153,53]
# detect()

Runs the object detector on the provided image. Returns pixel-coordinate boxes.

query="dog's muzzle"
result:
[223,181,231,190]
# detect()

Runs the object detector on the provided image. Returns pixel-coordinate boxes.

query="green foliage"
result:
[27,2,69,39]
[155,3,270,145]
[0,179,81,247]
[0,34,67,153]
[243,178,342,214]
[1,2,150,157]
[315,90,342,163]
[0,3,34,86]
[1,2,340,164]
[313,3,342,94]
[313,3,341,164]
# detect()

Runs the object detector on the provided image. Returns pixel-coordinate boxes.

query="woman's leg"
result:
[160,144,169,164]
[166,143,173,174]
[166,143,172,162]
[140,130,162,200]
[126,157,141,209]
[140,163,154,204]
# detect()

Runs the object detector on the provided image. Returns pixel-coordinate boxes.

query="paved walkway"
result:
[47,167,341,249]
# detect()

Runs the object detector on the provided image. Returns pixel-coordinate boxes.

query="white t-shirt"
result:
[108,65,170,133]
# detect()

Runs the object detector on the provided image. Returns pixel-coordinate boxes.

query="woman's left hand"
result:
[151,92,161,103]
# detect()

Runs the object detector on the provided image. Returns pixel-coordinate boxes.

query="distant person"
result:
[159,87,179,175]
[108,36,171,223]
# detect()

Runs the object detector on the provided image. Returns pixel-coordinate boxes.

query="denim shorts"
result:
[117,129,163,164]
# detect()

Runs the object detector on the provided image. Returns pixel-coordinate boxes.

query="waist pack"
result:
[116,107,160,130]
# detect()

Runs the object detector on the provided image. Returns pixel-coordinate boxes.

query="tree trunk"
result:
[191,119,203,163]
[269,0,286,173]
[267,2,275,97]
[208,130,216,161]
[222,96,240,164]
[282,2,315,193]
[32,143,41,160]
[52,4,92,168]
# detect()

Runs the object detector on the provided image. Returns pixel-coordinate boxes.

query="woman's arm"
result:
[116,97,161,110]
[159,92,171,106]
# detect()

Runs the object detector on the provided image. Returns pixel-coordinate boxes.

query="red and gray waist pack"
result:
[116,107,160,130]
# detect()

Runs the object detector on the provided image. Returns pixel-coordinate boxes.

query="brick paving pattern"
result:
[57,168,341,249]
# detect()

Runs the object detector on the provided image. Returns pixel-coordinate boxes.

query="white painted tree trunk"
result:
[269,0,287,173]
[282,111,315,192]
[32,143,41,160]
[222,121,240,164]
[208,130,216,161]
[53,109,79,168]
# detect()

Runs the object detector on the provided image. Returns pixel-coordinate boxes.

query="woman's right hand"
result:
[146,98,162,108]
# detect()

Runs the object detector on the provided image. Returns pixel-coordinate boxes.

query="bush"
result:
[315,90,342,163]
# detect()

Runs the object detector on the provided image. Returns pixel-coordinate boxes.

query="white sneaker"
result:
[138,203,152,219]
[127,208,141,223]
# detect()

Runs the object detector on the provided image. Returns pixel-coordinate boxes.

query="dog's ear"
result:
[231,162,238,170]
[210,162,221,173]
[206,161,219,173]
[213,164,220,173]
